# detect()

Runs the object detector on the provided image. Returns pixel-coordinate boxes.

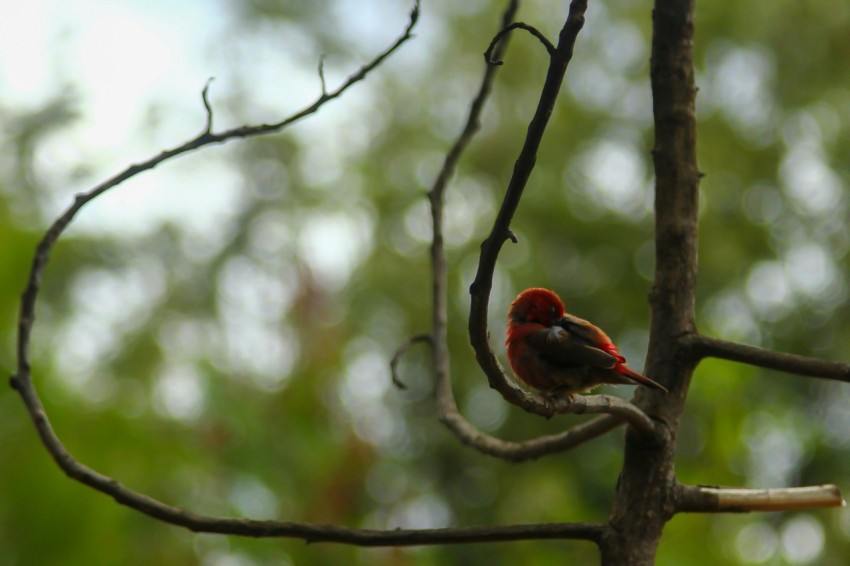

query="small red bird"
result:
[506,288,667,396]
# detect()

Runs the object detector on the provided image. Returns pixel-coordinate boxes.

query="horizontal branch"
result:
[687,334,850,383]
[677,483,845,513]
[0,393,605,542]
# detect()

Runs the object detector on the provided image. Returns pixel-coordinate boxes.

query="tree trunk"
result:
[601,0,700,563]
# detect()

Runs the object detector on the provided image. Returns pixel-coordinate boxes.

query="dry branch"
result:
[678,484,845,513]
[484,22,556,64]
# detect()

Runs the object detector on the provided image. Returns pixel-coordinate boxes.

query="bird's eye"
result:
[550,306,556,316]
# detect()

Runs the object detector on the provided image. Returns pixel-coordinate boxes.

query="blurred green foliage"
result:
[2,0,850,564]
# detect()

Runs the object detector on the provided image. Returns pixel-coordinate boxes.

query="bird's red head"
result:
[508,288,565,327]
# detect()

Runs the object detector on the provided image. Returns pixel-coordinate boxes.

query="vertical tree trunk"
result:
[600,0,700,563]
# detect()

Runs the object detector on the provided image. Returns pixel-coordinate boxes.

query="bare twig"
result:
[677,483,845,513]
[201,77,215,134]
[687,334,850,383]
[484,22,556,65]
[390,333,432,389]
[317,56,328,96]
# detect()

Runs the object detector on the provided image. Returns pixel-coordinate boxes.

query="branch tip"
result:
[390,334,433,390]
[679,483,845,513]
[201,77,215,134]
[409,0,420,24]
[317,56,328,96]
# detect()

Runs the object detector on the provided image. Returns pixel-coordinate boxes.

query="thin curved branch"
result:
[677,483,845,513]
[390,333,433,390]
[12,0,419,393]
[686,334,850,382]
[441,412,623,462]
[484,22,556,65]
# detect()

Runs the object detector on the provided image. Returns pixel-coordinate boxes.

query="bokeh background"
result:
[2,0,850,564]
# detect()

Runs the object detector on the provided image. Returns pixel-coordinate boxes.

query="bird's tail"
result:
[618,365,668,393]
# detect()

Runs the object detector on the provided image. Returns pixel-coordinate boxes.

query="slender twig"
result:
[686,334,850,382]
[317,56,328,96]
[201,77,215,134]
[484,22,556,65]
[390,333,433,389]
[677,483,845,513]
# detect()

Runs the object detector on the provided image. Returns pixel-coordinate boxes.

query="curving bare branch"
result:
[441,412,624,462]
[686,334,850,383]
[677,483,845,513]
[484,22,556,65]
[13,0,419,392]
[390,333,433,390]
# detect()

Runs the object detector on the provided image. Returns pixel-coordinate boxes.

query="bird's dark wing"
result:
[525,327,618,369]
[556,314,609,348]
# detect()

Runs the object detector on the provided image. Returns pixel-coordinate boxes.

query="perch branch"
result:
[687,334,850,383]
[677,483,845,513]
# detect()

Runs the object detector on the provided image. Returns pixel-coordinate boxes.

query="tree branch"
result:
[390,333,432,390]
[12,0,419,394]
[677,483,845,513]
[686,334,850,383]
[484,22,556,65]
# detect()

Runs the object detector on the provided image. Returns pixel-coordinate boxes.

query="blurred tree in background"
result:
[2,0,850,564]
